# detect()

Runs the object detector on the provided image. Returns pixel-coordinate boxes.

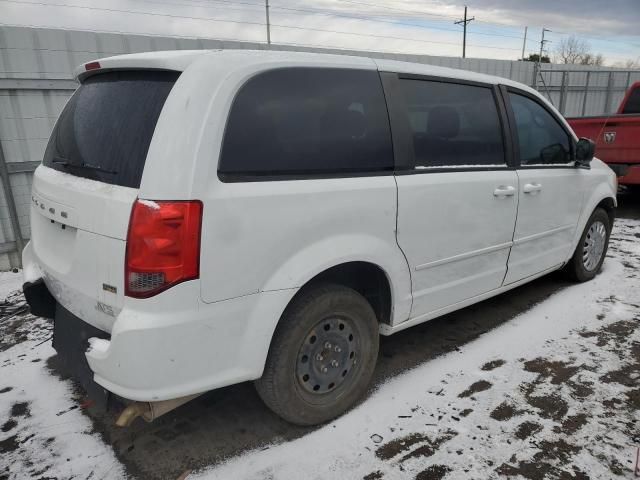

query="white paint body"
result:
[22,50,617,402]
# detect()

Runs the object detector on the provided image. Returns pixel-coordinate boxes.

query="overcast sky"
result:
[2,0,639,65]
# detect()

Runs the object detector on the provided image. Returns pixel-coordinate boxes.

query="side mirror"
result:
[575,137,595,169]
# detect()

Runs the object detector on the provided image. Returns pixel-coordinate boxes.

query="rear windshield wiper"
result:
[53,156,117,175]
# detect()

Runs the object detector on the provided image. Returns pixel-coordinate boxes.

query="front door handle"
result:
[523,183,542,194]
[493,185,516,197]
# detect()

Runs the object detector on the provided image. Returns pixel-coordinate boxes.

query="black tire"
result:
[255,283,379,426]
[564,208,611,282]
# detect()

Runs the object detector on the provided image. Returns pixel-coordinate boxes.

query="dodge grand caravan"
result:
[22,50,617,426]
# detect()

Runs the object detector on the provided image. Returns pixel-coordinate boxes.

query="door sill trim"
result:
[380,263,562,335]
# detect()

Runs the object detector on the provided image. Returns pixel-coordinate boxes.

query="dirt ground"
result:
[1,192,639,480]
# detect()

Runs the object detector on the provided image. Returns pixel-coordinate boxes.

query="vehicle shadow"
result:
[83,272,572,480]
[616,189,640,220]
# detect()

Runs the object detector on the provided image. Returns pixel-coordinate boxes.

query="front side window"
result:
[397,79,505,168]
[219,68,393,177]
[508,92,571,166]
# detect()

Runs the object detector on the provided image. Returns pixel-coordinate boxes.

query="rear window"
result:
[621,87,640,114]
[219,68,393,179]
[43,70,179,188]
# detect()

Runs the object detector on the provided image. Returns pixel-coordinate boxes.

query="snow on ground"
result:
[0,278,124,480]
[195,219,640,480]
[0,270,23,302]
[0,219,638,480]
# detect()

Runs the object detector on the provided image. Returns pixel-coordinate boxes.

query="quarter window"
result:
[397,79,505,168]
[219,68,393,177]
[508,92,571,166]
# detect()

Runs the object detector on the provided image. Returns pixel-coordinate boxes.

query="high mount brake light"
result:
[125,199,203,298]
[85,61,101,71]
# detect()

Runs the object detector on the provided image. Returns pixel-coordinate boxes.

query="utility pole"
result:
[454,6,474,59]
[534,28,551,88]
[265,0,271,46]
[521,26,528,60]
[538,28,550,62]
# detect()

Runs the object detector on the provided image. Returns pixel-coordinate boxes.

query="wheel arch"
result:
[569,188,617,258]
[595,196,616,228]
[284,261,394,327]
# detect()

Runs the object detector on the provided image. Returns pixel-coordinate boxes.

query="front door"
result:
[386,74,518,320]
[503,90,584,284]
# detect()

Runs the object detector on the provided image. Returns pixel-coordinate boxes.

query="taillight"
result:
[125,199,203,298]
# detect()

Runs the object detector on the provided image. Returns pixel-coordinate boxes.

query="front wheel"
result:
[255,283,379,426]
[565,208,611,282]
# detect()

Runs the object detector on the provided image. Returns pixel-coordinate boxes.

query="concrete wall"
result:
[1,25,639,268]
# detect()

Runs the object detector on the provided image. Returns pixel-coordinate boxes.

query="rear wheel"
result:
[565,208,611,282]
[255,283,379,426]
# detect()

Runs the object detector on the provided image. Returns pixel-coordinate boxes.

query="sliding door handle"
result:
[523,183,542,194]
[493,185,516,197]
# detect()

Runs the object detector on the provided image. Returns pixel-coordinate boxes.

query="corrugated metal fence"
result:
[1,25,639,268]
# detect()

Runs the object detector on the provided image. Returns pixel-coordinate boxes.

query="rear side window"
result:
[508,92,571,166]
[397,79,505,168]
[219,68,393,178]
[621,87,640,114]
[43,70,179,188]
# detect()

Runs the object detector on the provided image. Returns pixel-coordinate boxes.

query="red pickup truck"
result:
[567,81,640,187]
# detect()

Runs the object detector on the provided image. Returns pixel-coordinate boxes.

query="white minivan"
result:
[22,50,617,426]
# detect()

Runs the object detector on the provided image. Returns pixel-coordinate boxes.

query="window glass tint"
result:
[621,87,640,114]
[397,79,505,168]
[43,70,179,188]
[219,68,393,176]
[508,92,571,166]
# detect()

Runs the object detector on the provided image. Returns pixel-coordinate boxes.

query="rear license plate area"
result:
[52,303,111,408]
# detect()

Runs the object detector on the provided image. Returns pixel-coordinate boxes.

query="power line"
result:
[1,0,523,51]
[271,22,521,51]
[550,29,640,48]
[3,0,637,55]
[0,0,495,39]
[14,0,532,45]
[337,0,459,20]
[1,0,268,28]
[109,0,640,48]
[0,21,262,44]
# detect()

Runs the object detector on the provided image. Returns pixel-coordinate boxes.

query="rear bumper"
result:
[84,286,295,402]
[22,245,297,403]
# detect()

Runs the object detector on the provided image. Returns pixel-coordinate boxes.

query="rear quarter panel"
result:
[198,177,412,325]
